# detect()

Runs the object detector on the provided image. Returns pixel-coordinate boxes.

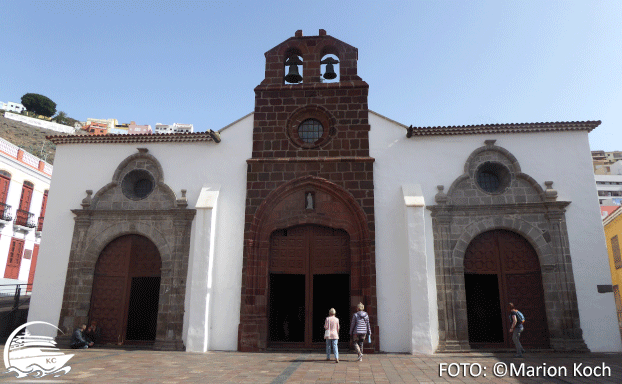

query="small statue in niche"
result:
[306,192,314,210]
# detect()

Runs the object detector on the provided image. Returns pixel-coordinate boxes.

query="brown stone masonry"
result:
[238,31,379,352]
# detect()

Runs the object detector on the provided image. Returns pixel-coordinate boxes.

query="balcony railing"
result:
[0,203,12,222]
[14,209,36,228]
[37,216,44,232]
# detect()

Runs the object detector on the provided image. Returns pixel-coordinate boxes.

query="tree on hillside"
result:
[52,111,68,124]
[52,111,80,127]
[21,93,57,117]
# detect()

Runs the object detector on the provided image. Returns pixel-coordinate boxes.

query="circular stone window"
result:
[475,162,511,194]
[121,170,155,200]
[286,107,334,148]
[297,119,324,144]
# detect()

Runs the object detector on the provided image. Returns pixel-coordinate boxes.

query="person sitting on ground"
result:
[70,324,93,349]
[85,321,101,346]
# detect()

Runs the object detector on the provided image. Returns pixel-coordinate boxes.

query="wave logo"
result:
[3,321,73,378]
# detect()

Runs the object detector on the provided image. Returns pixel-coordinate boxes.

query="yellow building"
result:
[602,207,622,341]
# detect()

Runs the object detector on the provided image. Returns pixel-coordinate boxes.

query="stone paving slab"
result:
[0,349,620,383]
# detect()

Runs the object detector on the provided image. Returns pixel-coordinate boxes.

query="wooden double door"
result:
[268,225,351,347]
[464,229,550,348]
[89,235,161,345]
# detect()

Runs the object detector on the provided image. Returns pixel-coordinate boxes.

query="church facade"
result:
[29,31,621,353]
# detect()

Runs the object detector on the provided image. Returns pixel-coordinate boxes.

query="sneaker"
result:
[335,359,339,364]
[326,358,331,361]
[358,354,363,362]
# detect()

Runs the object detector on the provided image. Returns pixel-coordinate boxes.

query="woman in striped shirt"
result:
[349,302,371,362]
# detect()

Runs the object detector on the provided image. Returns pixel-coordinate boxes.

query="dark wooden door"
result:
[464,230,550,348]
[269,225,350,347]
[89,235,161,344]
[4,238,25,279]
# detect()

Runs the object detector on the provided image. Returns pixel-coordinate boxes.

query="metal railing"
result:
[14,209,36,228]
[0,284,32,341]
[0,202,12,221]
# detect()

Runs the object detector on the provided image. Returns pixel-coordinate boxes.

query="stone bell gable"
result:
[238,30,379,352]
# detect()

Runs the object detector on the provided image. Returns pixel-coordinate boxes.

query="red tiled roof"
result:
[47,131,221,144]
[406,121,601,137]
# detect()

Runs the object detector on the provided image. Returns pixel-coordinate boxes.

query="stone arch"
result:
[249,175,370,245]
[452,217,554,268]
[446,142,546,204]
[319,44,340,59]
[239,175,377,351]
[91,151,177,209]
[430,140,588,352]
[57,148,195,350]
[82,221,172,274]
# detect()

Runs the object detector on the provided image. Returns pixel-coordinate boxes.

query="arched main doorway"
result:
[89,234,161,345]
[268,224,350,348]
[464,229,550,349]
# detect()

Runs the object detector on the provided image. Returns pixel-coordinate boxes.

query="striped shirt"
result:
[349,311,371,335]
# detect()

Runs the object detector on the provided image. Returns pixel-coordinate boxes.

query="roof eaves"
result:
[405,121,601,138]
[603,205,622,225]
[46,131,221,145]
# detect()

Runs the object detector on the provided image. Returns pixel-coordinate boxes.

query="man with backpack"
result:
[508,302,526,357]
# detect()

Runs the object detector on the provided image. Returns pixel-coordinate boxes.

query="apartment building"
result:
[155,123,194,134]
[128,121,152,135]
[0,137,51,292]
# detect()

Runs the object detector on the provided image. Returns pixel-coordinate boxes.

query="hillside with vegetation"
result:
[0,114,87,165]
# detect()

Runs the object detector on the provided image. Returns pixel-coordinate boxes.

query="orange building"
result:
[83,122,108,135]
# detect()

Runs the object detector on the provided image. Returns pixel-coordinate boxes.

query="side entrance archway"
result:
[464,229,550,349]
[268,224,350,348]
[89,234,161,345]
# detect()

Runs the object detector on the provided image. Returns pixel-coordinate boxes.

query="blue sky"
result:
[1,1,621,150]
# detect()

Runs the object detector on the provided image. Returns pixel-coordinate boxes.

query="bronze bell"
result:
[284,55,303,83]
[321,57,339,80]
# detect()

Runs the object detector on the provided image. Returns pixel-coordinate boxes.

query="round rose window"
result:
[297,119,324,144]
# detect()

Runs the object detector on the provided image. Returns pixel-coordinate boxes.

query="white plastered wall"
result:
[369,111,621,353]
[28,114,253,349]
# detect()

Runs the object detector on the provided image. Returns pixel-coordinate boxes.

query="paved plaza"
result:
[1,347,621,383]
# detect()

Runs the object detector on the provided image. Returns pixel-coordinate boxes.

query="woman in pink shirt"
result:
[324,308,340,363]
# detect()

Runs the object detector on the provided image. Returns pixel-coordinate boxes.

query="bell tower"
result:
[239,30,378,352]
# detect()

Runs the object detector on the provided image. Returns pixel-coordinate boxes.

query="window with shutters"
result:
[37,190,48,231]
[15,181,34,227]
[0,170,10,221]
[611,235,622,269]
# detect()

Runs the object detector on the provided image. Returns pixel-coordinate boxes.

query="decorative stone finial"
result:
[137,148,148,153]
[484,139,496,146]
[435,185,448,204]
[176,189,188,208]
[544,181,557,202]
[81,190,93,209]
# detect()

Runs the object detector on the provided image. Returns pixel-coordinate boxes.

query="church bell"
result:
[284,55,303,83]
[321,57,339,80]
